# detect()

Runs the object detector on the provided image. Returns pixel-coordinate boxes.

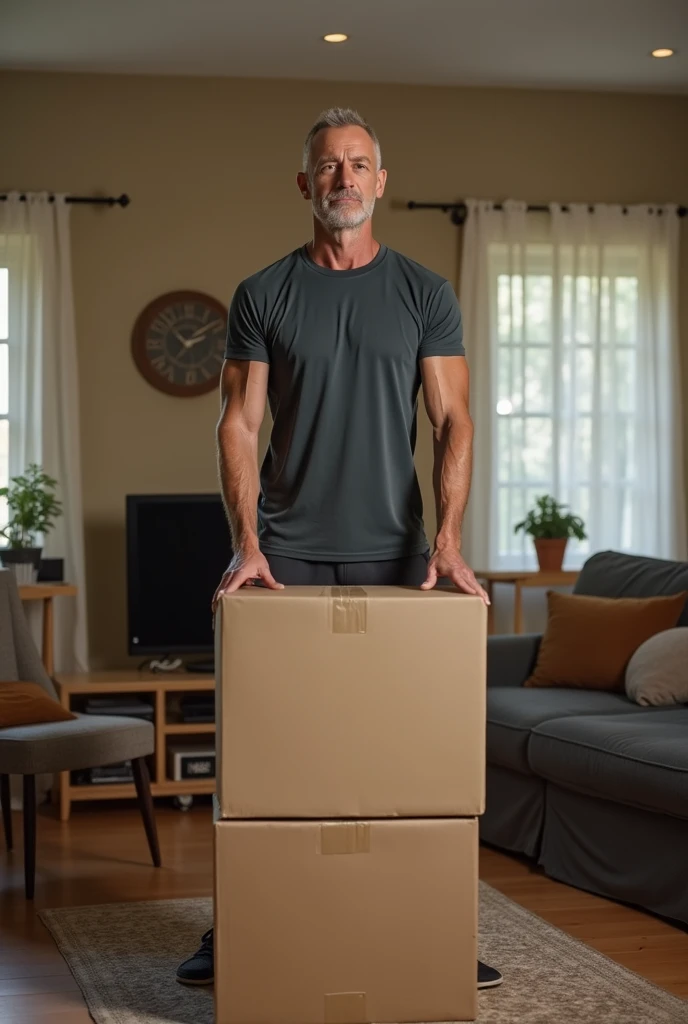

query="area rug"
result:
[39,882,687,1024]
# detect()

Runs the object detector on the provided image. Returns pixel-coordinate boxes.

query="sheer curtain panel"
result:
[459,199,686,570]
[0,192,88,671]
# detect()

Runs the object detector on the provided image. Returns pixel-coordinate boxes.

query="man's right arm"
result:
[213,358,283,606]
[217,358,265,552]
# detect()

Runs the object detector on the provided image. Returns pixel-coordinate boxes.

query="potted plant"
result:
[0,464,63,581]
[514,494,586,571]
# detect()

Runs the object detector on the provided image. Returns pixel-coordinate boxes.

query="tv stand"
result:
[185,659,215,674]
[53,671,216,821]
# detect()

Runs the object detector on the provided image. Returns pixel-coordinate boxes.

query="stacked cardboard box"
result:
[214,585,486,1024]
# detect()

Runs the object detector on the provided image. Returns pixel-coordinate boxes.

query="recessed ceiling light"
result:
[323,33,348,43]
[651,48,674,58]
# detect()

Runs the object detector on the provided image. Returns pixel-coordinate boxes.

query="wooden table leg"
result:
[513,581,524,634]
[59,770,71,822]
[42,596,54,676]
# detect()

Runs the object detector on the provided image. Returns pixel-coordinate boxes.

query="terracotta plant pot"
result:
[534,538,568,572]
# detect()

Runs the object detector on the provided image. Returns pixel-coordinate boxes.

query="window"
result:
[490,242,644,569]
[0,236,33,545]
[0,267,8,539]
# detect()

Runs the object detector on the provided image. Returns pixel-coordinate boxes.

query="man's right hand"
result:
[212,547,284,611]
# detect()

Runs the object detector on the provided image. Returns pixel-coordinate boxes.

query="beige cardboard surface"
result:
[215,587,486,819]
[214,817,478,1024]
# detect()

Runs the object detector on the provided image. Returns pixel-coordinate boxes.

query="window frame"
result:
[487,241,643,569]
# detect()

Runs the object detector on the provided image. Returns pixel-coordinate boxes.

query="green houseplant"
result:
[514,494,587,571]
[0,464,63,577]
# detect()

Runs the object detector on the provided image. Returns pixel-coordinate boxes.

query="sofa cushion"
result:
[528,709,688,820]
[575,551,688,627]
[625,628,688,706]
[487,688,647,774]
[524,590,687,691]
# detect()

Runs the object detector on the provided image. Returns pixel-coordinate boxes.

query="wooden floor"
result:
[0,799,686,1022]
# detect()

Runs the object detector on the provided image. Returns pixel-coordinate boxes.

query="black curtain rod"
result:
[407,200,687,227]
[0,193,130,207]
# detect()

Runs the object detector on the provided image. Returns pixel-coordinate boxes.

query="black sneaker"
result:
[478,960,503,989]
[176,928,214,985]
[175,930,499,991]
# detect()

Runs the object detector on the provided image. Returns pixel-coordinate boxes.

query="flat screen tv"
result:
[126,493,232,658]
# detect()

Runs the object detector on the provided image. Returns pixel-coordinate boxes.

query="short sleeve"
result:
[419,281,465,359]
[224,282,270,363]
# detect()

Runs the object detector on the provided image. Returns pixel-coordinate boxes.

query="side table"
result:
[18,582,78,675]
[475,570,579,634]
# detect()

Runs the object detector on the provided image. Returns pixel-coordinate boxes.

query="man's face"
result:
[299,126,386,232]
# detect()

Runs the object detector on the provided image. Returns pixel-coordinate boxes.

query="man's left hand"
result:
[421,547,490,605]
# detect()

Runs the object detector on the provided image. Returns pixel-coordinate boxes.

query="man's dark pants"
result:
[262,551,430,587]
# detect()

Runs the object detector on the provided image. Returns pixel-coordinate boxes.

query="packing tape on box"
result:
[327,586,368,634]
[319,822,371,855]
[324,992,368,1024]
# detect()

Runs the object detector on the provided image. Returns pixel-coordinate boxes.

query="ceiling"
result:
[2,0,687,94]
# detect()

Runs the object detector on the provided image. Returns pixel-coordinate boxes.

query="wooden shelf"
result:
[164,722,216,734]
[18,583,78,600]
[154,779,216,795]
[69,784,139,801]
[68,779,217,800]
[57,672,215,693]
[53,671,217,820]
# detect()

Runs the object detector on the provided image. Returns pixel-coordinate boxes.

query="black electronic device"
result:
[37,558,64,582]
[84,698,155,721]
[179,693,215,723]
[126,493,232,659]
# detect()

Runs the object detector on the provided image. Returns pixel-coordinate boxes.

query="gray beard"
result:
[312,192,376,232]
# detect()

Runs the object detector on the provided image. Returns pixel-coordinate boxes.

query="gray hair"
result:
[302,107,382,174]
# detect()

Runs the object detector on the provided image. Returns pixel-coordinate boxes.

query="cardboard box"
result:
[215,586,486,819]
[214,817,478,1024]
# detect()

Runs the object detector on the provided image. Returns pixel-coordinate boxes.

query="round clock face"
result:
[131,290,227,397]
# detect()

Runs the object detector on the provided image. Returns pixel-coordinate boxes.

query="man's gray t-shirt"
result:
[224,243,465,562]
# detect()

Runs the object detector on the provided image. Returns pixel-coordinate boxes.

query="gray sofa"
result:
[483,549,688,926]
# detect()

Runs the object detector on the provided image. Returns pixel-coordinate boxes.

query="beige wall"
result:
[4,70,688,667]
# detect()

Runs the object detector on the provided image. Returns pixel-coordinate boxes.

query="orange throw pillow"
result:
[0,682,77,728]
[524,590,688,692]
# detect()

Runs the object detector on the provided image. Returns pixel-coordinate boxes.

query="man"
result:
[177,107,502,990]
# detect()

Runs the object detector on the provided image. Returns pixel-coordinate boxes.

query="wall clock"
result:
[131,290,227,397]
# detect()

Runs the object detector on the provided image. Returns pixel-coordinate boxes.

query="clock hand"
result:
[184,332,210,348]
[181,328,218,350]
[170,327,206,349]
[186,319,225,343]
[172,337,206,359]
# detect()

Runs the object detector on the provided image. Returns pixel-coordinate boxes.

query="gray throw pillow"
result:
[625,627,688,706]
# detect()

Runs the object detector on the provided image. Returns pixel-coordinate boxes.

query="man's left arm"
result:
[419,354,489,603]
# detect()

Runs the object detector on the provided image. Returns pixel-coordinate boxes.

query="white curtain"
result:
[0,192,89,671]
[460,199,686,570]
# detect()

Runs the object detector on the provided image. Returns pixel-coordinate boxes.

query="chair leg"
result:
[1,774,12,851]
[23,775,36,900]
[131,758,161,867]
